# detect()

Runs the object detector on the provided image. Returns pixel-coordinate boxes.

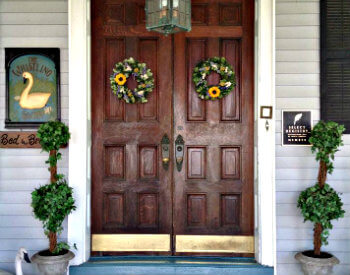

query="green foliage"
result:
[37,120,70,152]
[31,178,76,236]
[297,183,345,245]
[53,242,70,254]
[309,121,345,174]
[37,121,70,171]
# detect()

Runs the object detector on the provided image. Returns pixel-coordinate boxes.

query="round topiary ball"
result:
[297,183,345,245]
[37,121,70,152]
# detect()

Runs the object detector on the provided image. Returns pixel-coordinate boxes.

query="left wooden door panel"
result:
[91,0,173,253]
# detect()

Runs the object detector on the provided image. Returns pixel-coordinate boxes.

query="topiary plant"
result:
[32,121,75,255]
[36,121,70,183]
[297,121,345,256]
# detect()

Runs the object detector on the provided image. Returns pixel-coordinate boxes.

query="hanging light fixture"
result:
[145,0,191,35]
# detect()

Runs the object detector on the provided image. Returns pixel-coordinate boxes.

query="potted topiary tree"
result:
[295,121,346,275]
[30,121,76,275]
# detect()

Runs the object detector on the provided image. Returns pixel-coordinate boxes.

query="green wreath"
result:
[110,57,154,104]
[192,57,236,100]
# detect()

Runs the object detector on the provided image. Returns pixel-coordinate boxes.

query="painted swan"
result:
[19,72,51,109]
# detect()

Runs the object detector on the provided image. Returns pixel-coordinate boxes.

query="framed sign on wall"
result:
[282,110,312,146]
[5,48,60,128]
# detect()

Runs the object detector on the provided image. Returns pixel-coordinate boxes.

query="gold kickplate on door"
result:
[175,235,255,253]
[92,234,171,252]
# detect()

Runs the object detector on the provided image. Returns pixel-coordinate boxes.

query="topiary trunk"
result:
[49,149,58,252]
[49,150,57,183]
[314,160,327,256]
[48,231,57,253]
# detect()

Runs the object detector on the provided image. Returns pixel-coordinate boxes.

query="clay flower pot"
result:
[295,251,339,275]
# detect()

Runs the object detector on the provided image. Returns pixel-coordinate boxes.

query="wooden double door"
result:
[91,0,254,255]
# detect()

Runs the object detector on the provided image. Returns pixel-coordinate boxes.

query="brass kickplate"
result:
[175,235,255,253]
[92,234,171,252]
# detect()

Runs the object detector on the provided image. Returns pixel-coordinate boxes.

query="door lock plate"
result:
[175,135,185,172]
[161,134,170,170]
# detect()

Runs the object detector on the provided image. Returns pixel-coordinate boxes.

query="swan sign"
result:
[5,48,60,128]
[282,110,312,146]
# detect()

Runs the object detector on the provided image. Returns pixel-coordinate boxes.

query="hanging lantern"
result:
[145,0,191,35]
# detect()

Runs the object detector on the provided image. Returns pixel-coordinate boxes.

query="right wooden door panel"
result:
[173,0,254,239]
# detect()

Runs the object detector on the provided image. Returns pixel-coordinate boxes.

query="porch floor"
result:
[69,256,274,275]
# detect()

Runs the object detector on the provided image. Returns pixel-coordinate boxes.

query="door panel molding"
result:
[175,235,254,253]
[92,234,171,252]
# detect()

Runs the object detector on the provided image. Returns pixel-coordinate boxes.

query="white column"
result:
[254,0,276,268]
[67,0,91,265]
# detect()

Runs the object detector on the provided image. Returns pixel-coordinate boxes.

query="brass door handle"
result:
[175,135,184,172]
[161,134,170,170]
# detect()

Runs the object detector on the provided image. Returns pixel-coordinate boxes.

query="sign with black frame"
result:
[5,48,60,128]
[282,110,312,146]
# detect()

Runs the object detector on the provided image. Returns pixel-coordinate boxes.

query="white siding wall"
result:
[0,1,68,274]
[276,1,350,275]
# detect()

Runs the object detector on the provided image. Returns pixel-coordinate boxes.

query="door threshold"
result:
[70,256,274,275]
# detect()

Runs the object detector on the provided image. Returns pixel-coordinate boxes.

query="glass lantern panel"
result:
[146,0,191,34]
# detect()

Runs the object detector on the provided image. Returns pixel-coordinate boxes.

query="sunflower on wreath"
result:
[110,57,154,104]
[192,57,236,100]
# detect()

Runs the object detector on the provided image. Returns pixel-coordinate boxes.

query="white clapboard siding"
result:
[276,97,320,109]
[276,14,319,26]
[0,1,68,13]
[276,26,320,39]
[277,179,350,193]
[276,38,319,50]
[276,2,319,14]
[276,50,320,62]
[277,217,350,229]
[276,62,320,74]
[0,1,69,274]
[276,86,320,98]
[277,228,350,240]
[275,2,350,275]
[0,13,68,25]
[0,228,46,239]
[276,74,320,86]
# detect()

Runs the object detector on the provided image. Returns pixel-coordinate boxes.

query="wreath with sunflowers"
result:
[192,57,236,100]
[110,57,154,104]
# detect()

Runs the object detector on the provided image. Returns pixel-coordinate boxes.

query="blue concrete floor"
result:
[70,256,274,275]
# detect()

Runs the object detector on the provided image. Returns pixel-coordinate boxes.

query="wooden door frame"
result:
[67,0,276,268]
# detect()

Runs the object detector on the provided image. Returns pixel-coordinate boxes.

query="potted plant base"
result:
[295,251,339,275]
[31,250,74,275]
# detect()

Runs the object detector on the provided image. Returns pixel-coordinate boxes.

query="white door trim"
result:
[67,0,91,265]
[67,0,276,267]
[254,0,276,267]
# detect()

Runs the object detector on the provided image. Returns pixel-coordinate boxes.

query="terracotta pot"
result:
[31,250,74,275]
[295,251,339,275]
